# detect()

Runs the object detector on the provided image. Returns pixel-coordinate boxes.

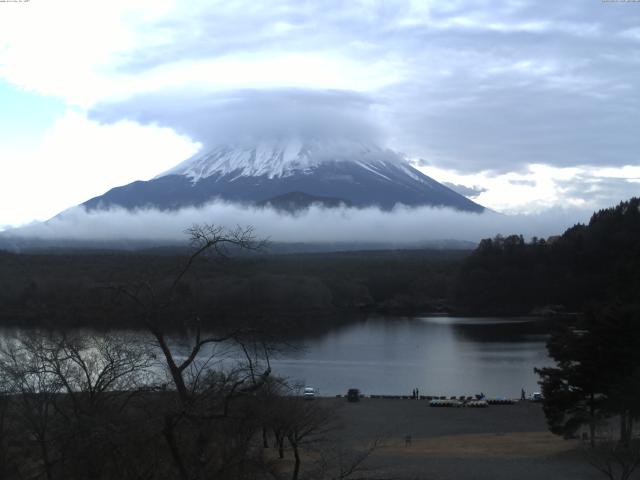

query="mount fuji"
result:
[82,139,484,212]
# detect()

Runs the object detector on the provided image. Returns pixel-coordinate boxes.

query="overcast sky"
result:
[1,0,639,228]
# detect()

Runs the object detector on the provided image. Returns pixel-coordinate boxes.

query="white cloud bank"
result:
[5,202,592,245]
[0,110,198,227]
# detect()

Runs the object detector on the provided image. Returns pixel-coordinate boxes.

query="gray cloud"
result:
[6,203,591,244]
[384,77,640,172]
[557,175,640,206]
[91,89,382,148]
[94,0,640,175]
[443,182,487,198]
[115,1,622,74]
[509,179,536,187]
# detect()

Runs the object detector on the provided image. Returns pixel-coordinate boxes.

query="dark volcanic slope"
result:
[83,151,484,212]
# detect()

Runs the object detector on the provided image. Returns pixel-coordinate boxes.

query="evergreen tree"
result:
[535,319,608,445]
[536,305,640,446]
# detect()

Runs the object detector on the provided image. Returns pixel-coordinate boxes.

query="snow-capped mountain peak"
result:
[83,137,485,213]
[158,138,404,183]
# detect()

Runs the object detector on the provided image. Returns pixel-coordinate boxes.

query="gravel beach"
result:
[319,398,600,480]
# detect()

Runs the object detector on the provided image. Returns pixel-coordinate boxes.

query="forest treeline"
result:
[454,197,640,314]
[0,246,467,331]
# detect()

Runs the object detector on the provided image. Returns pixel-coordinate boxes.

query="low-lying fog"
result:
[3,202,592,245]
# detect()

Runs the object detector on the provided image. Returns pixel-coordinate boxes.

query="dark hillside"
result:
[454,198,640,314]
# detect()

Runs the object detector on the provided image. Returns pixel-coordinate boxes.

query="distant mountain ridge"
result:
[83,138,485,212]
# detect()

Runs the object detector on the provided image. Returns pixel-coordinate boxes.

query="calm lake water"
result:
[1,316,552,398]
[269,316,552,397]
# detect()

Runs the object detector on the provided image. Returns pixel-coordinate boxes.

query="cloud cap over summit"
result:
[91,89,383,149]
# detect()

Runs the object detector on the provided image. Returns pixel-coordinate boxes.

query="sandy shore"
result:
[316,398,599,480]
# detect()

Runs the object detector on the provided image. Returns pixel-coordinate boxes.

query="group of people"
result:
[411,388,420,399]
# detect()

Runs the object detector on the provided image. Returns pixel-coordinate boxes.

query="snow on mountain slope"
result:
[159,138,414,183]
[82,138,485,212]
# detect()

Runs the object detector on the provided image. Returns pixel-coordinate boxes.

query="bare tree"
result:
[44,333,156,480]
[36,333,156,413]
[258,377,292,459]
[114,224,268,403]
[282,391,334,480]
[0,393,9,477]
[0,331,159,480]
[0,334,65,480]
[112,224,274,480]
[585,440,640,480]
[310,438,383,480]
[264,388,380,480]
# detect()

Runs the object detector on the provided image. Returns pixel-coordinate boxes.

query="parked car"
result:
[303,386,316,400]
[530,392,543,402]
[347,388,360,402]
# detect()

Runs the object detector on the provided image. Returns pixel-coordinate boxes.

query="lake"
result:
[269,316,552,397]
[0,315,553,398]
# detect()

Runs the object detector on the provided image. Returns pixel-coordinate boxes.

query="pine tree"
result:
[536,305,640,446]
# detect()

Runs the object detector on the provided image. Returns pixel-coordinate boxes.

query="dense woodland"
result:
[0,247,466,332]
[454,197,640,314]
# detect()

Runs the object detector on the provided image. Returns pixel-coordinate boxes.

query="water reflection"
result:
[271,316,552,397]
[0,316,553,398]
